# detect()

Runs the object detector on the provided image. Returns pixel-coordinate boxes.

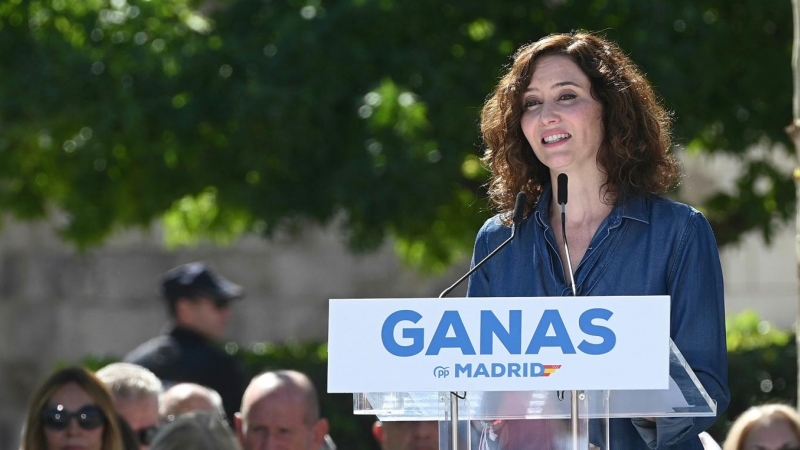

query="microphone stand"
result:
[558,173,583,450]
[439,191,527,450]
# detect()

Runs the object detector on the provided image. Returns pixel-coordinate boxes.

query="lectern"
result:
[328,296,718,449]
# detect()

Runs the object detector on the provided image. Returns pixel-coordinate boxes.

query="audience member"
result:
[235,370,329,450]
[96,362,162,450]
[723,404,800,450]
[117,412,143,450]
[21,366,124,450]
[372,420,439,450]
[125,262,248,424]
[149,410,241,450]
[160,382,225,421]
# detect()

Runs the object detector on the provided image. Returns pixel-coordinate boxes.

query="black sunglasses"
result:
[136,425,160,446]
[41,404,106,431]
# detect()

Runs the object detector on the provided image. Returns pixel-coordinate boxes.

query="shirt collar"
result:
[170,325,215,345]
[533,185,553,229]
[533,184,650,226]
[619,195,649,224]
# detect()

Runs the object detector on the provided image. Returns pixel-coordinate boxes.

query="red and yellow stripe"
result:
[541,364,562,377]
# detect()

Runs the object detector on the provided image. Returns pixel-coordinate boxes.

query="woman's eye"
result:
[559,93,577,101]
[523,99,541,108]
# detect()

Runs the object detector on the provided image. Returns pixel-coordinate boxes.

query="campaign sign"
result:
[327,296,670,393]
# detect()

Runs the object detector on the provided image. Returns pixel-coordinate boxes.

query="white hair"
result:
[96,362,162,400]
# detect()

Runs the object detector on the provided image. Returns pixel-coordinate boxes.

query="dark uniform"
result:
[125,262,249,425]
[125,325,247,425]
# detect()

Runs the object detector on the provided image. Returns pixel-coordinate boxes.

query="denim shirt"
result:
[466,186,730,449]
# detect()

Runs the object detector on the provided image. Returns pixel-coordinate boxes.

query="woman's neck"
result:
[548,170,614,277]
[549,171,612,225]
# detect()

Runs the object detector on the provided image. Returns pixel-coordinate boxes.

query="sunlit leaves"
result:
[726,309,791,352]
[466,18,494,41]
[162,187,252,249]
[364,79,429,139]
[461,154,486,180]
[0,0,795,271]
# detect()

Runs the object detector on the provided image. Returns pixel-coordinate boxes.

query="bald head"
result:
[160,383,225,420]
[236,370,327,450]
[240,370,320,424]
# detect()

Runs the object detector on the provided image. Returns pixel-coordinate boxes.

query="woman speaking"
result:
[467,31,729,449]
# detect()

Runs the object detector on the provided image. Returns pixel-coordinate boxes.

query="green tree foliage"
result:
[707,310,797,439]
[0,0,793,270]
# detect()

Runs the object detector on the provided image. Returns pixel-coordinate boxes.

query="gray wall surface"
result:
[0,218,469,449]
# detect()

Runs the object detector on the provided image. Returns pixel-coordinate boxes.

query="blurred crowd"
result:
[14,262,800,450]
[16,262,342,450]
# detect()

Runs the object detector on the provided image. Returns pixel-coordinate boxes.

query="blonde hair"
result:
[723,404,800,450]
[96,362,162,401]
[21,366,124,450]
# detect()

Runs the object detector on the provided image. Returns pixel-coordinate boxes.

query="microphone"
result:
[439,191,527,298]
[558,173,568,206]
[558,174,577,296]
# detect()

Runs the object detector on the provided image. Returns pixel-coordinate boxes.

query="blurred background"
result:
[0,0,797,448]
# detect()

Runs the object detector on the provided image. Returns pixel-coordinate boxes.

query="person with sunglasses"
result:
[96,363,162,450]
[124,262,248,427]
[21,366,125,450]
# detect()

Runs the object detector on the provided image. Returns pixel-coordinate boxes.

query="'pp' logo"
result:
[433,366,450,378]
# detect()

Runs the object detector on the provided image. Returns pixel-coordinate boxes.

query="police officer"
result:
[125,262,248,425]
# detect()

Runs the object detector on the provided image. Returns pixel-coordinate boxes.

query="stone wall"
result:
[0,219,469,449]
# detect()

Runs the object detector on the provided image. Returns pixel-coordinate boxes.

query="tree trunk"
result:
[790,0,800,413]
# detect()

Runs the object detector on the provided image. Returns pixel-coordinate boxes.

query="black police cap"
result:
[160,262,244,304]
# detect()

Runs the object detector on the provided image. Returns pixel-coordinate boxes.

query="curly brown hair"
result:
[480,31,678,218]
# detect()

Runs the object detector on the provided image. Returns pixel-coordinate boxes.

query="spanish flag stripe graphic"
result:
[542,364,562,377]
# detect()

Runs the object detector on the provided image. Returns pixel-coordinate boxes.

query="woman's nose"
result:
[538,102,559,125]
[65,417,81,436]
